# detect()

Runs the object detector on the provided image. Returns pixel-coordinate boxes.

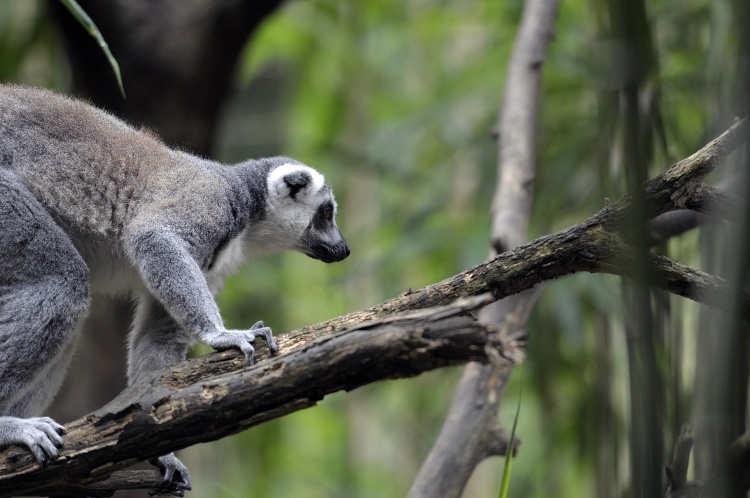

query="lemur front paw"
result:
[149,453,193,496]
[205,321,278,364]
[0,416,65,464]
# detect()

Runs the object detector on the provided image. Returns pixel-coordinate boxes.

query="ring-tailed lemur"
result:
[0,84,349,494]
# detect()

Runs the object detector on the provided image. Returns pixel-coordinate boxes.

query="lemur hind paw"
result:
[149,453,192,496]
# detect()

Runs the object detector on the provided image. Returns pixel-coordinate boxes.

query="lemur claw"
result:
[251,320,279,354]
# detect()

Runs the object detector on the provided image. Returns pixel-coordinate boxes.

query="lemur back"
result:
[0,85,169,236]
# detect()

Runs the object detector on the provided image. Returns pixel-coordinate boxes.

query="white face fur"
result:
[241,163,347,262]
[268,163,327,202]
[266,163,330,242]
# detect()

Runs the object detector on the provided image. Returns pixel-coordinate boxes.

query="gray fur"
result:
[0,84,349,489]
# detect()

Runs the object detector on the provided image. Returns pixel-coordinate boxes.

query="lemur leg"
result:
[6,335,81,418]
[0,169,89,464]
[128,295,194,494]
[125,228,276,365]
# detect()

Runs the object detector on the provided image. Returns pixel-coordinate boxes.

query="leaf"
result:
[498,386,521,498]
[58,0,125,98]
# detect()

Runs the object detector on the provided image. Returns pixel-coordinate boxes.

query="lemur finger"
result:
[255,327,278,354]
[39,435,61,460]
[151,455,175,487]
[242,343,256,365]
[171,462,193,490]
[10,419,64,463]
[161,466,175,486]
[26,442,49,465]
[37,417,66,435]
[34,421,65,449]
[22,432,59,464]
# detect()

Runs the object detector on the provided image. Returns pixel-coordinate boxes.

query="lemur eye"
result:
[324,206,333,222]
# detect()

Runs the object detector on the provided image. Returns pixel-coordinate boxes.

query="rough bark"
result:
[33,471,165,498]
[646,174,742,244]
[1,296,509,497]
[0,118,747,496]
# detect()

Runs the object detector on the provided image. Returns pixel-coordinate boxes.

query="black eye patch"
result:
[312,201,334,230]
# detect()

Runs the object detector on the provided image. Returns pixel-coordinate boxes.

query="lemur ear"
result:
[282,170,313,199]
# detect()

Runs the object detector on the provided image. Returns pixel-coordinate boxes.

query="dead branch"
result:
[686,184,742,220]
[285,117,748,353]
[0,295,507,497]
[664,424,750,496]
[665,424,700,498]
[34,470,163,497]
[409,0,558,495]
[647,210,712,245]
[646,174,741,244]
[0,118,747,496]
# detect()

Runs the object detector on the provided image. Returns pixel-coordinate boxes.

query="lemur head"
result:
[265,160,350,263]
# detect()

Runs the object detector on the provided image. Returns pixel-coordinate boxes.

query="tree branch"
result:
[0,118,747,496]
[406,363,514,497]
[34,470,164,497]
[285,117,748,351]
[646,174,741,244]
[664,423,750,496]
[687,184,742,221]
[410,0,559,495]
[646,210,711,245]
[0,295,511,497]
[665,425,701,498]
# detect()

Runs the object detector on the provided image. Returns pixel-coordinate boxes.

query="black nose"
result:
[328,244,349,263]
[330,242,350,263]
[308,242,350,263]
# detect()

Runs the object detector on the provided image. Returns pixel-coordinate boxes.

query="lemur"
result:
[0,84,349,494]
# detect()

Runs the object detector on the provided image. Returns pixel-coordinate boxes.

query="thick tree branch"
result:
[687,184,742,220]
[0,119,747,496]
[284,117,749,350]
[407,363,514,497]
[35,471,164,497]
[646,174,741,244]
[0,295,511,497]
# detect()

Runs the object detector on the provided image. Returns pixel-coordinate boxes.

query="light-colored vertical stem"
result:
[407,0,560,496]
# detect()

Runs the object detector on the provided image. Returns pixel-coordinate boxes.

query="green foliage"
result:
[0,1,67,87]
[1,0,744,496]
[211,0,743,496]
[498,388,521,498]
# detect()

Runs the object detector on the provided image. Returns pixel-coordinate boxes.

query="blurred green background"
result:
[1,0,746,496]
